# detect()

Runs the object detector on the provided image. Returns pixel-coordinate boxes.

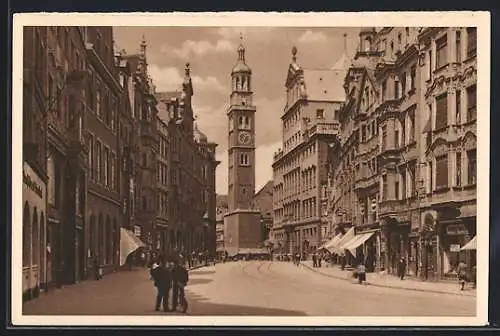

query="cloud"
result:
[170,39,235,59]
[253,97,284,146]
[192,75,226,94]
[148,64,184,92]
[298,30,328,44]
[148,64,226,96]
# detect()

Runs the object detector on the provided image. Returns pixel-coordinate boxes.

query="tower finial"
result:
[343,33,347,54]
[185,62,191,76]
[292,46,298,62]
[140,35,147,58]
[237,35,245,61]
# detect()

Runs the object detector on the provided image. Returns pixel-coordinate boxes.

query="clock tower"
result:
[224,36,262,256]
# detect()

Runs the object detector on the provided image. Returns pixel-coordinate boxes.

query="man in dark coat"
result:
[172,260,189,313]
[398,257,407,280]
[150,260,172,312]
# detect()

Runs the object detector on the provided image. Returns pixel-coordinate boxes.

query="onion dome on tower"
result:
[232,34,252,74]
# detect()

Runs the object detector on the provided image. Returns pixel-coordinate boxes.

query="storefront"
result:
[22,162,47,301]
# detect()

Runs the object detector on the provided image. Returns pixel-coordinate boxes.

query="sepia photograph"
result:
[11,12,489,326]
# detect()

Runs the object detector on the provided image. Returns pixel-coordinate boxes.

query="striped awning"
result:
[119,228,146,266]
[460,236,476,251]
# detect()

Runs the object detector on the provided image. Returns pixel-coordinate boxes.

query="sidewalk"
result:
[300,261,476,297]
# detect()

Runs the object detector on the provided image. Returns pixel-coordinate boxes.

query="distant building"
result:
[252,181,274,243]
[216,194,229,257]
[271,46,347,256]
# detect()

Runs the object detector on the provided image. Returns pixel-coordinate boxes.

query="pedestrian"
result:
[93,254,102,280]
[150,260,172,312]
[318,255,322,268]
[457,261,468,291]
[295,252,301,266]
[472,265,477,289]
[398,257,407,280]
[172,259,189,313]
[340,254,346,270]
[312,252,317,268]
[357,262,367,285]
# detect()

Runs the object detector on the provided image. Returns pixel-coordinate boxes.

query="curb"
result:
[187,264,213,272]
[300,262,476,297]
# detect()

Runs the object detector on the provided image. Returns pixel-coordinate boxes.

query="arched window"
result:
[89,214,96,256]
[98,213,103,264]
[238,116,243,128]
[105,216,111,265]
[235,77,240,90]
[32,207,39,268]
[23,202,30,267]
[364,37,372,52]
[47,157,56,205]
[40,212,45,279]
[241,77,246,91]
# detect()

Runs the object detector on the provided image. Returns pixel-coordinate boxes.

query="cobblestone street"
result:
[23,261,476,317]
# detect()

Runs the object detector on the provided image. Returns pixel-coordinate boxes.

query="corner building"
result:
[272,47,346,256]
[330,27,477,280]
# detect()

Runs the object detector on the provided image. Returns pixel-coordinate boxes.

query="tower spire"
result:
[292,46,298,63]
[237,33,245,61]
[140,34,147,59]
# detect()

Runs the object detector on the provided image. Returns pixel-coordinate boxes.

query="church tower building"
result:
[224,36,262,256]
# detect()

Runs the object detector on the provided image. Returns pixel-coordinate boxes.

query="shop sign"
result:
[449,244,461,252]
[23,169,44,198]
[446,224,467,236]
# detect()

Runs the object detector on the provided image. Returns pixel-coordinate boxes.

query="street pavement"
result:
[22,261,476,316]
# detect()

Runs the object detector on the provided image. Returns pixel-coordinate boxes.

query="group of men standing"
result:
[149,256,189,313]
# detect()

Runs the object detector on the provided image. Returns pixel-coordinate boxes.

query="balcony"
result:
[354,172,379,192]
[378,199,405,217]
[303,122,340,139]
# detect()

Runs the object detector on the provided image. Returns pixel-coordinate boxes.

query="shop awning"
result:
[460,236,476,251]
[341,231,375,258]
[323,234,343,253]
[120,228,146,266]
[332,227,355,256]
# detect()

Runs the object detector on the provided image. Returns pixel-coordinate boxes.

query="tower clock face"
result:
[238,131,251,145]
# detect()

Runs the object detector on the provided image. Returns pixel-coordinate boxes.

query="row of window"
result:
[157,162,169,186]
[87,134,118,191]
[432,149,477,191]
[433,84,477,131]
[435,28,477,71]
[275,143,318,174]
[87,69,118,133]
[159,137,169,158]
[229,115,252,131]
[156,190,169,218]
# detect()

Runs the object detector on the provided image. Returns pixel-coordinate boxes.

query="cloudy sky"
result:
[113,26,360,195]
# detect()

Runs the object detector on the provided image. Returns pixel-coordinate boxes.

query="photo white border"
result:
[11,11,490,327]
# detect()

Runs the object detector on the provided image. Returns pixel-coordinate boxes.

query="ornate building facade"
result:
[328,27,477,280]
[156,63,219,257]
[271,47,345,256]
